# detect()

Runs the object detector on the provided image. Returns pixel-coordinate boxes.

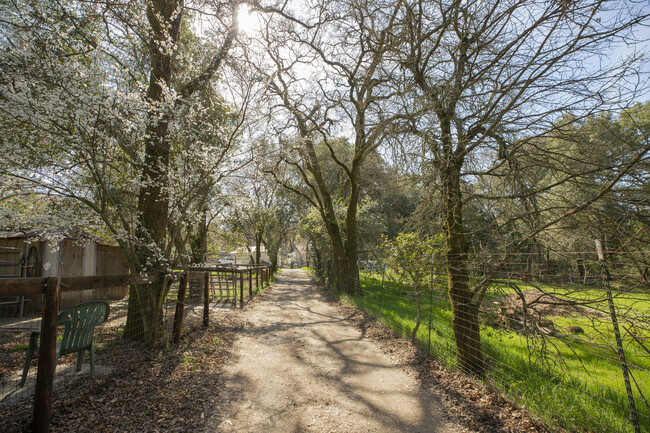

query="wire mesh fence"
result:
[2,242,647,433]
[319,249,649,433]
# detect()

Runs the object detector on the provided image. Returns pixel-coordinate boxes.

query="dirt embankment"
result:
[482,288,601,335]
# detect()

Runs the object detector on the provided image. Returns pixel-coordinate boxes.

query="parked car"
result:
[217,256,236,265]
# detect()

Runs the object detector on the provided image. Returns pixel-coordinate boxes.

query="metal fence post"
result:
[378,265,385,322]
[597,240,640,433]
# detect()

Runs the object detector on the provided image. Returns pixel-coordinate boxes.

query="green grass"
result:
[301,266,323,282]
[337,270,650,433]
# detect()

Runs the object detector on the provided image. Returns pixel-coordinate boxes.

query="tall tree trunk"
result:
[312,243,324,277]
[189,208,208,264]
[324,219,360,296]
[302,135,363,296]
[123,0,183,344]
[345,164,363,296]
[264,236,282,273]
[123,275,170,344]
[330,240,347,291]
[443,162,485,377]
[335,260,360,295]
[343,250,361,296]
[328,233,360,295]
[326,238,360,296]
[255,234,262,265]
[268,245,279,273]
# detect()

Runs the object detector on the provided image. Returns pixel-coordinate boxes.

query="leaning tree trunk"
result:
[443,162,485,377]
[123,0,183,345]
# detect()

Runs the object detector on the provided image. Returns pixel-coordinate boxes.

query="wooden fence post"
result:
[173,271,188,344]
[239,271,244,308]
[203,271,209,327]
[256,267,259,291]
[32,277,60,433]
[248,269,253,300]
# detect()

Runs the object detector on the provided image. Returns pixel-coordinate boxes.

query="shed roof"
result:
[0,227,100,242]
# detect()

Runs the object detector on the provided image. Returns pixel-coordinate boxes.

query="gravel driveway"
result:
[208,269,466,433]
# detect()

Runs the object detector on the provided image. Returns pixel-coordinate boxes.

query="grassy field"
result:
[339,271,650,433]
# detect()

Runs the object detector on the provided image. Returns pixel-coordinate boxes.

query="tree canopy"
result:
[0,0,648,379]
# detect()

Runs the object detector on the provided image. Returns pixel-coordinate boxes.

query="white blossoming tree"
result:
[0,0,242,344]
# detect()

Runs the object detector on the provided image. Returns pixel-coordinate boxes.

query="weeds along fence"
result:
[0,264,273,432]
[322,250,649,433]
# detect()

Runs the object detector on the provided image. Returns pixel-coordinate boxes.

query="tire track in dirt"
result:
[206,269,467,433]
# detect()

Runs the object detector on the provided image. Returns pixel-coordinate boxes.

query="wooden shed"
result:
[0,228,129,315]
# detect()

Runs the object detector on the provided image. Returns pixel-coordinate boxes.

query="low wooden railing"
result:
[0,274,157,433]
[0,265,275,433]
[171,265,273,342]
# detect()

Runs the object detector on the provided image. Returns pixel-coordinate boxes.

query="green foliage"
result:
[381,233,444,292]
[380,233,446,341]
[182,350,198,371]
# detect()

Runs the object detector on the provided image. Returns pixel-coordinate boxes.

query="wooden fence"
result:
[0,274,155,432]
[0,264,274,432]
[184,264,273,306]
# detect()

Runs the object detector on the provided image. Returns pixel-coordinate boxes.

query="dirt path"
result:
[207,269,466,433]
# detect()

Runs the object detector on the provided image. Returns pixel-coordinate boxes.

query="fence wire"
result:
[319,250,649,433]
[0,264,273,430]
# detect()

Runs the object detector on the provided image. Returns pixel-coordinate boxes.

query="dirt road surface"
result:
[208,269,467,433]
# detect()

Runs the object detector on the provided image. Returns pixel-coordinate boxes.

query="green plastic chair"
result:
[20,301,110,387]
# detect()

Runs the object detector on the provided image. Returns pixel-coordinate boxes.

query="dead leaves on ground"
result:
[0,313,241,433]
